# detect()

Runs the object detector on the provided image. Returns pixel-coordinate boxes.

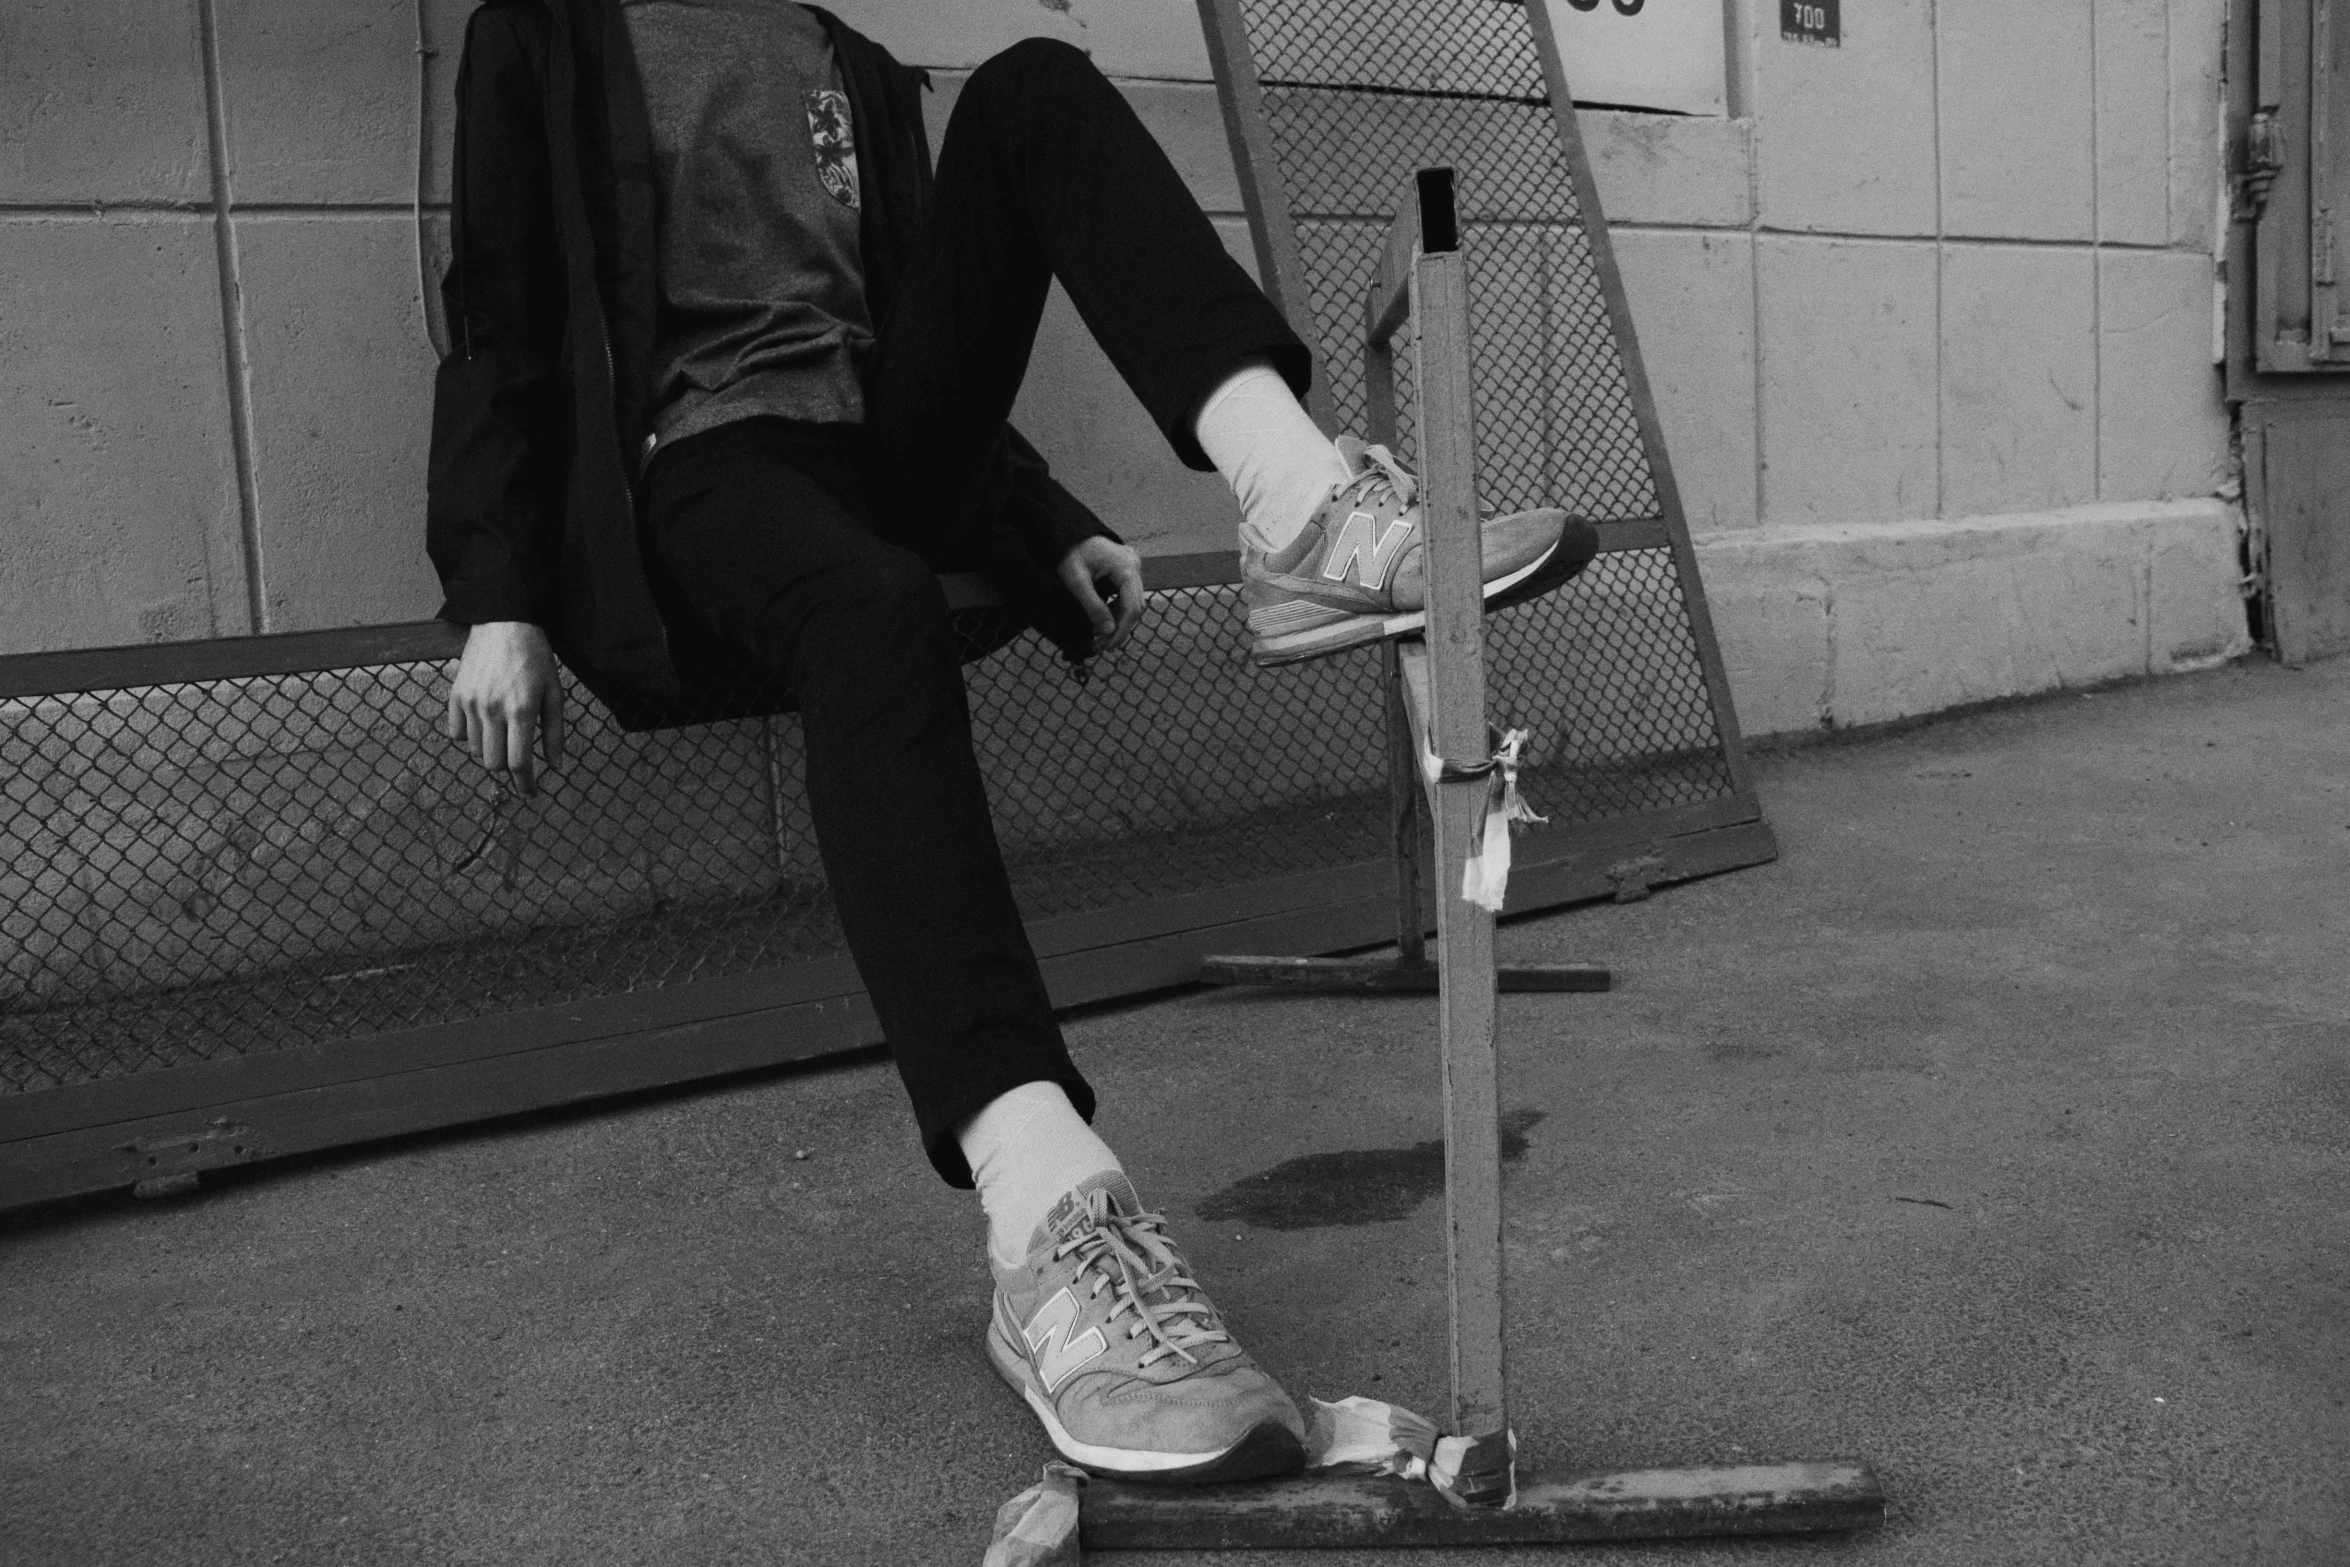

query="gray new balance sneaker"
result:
[986,1173,1307,1484]
[1242,436,1569,667]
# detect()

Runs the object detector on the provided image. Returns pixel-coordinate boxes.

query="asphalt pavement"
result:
[4,656,2346,1565]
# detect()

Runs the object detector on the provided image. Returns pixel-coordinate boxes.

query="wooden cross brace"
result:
[1374,165,1517,1495]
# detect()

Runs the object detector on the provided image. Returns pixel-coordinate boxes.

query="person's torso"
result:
[620,0,872,445]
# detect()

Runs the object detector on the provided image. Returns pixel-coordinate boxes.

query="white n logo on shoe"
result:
[1320,509,1413,590]
[1022,1287,1108,1394]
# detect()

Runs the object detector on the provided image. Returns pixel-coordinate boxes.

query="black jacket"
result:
[425,0,1111,728]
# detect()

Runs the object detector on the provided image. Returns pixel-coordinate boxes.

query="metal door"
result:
[2237,0,2350,658]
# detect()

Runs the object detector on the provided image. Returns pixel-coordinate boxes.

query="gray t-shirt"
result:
[622,0,872,447]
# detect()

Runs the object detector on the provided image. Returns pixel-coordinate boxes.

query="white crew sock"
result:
[958,1080,1127,1268]
[1192,357,1353,555]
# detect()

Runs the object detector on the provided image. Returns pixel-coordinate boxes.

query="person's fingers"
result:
[541,682,567,774]
[503,710,537,794]
[476,707,508,776]
[445,683,465,742]
[1068,569,1116,641]
[1108,556,1147,648]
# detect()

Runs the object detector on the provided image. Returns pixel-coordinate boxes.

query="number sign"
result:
[1781,0,1840,47]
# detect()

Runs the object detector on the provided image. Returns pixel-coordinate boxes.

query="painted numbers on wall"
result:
[1781,0,1840,47]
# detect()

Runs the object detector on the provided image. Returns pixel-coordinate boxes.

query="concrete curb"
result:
[1696,499,2252,739]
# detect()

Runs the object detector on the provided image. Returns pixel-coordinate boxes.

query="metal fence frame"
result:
[3,1,1781,1209]
[1188,0,1776,884]
[1192,0,1757,784]
[0,550,1769,1211]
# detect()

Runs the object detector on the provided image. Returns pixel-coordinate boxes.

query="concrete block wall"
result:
[3,1,2246,686]
[1698,501,2249,736]
[2,0,465,655]
[857,0,2252,741]
[1709,0,2246,732]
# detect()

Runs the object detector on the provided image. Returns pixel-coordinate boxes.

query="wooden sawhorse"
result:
[1086,169,1884,1549]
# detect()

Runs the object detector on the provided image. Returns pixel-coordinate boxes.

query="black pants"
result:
[644,40,1307,1186]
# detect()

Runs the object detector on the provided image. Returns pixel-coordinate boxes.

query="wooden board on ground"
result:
[1083,1463,1888,1549]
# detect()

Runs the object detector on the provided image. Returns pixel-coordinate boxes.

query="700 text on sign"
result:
[1782,0,1839,46]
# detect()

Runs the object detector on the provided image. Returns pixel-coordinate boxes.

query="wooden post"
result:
[1385,169,1514,1504]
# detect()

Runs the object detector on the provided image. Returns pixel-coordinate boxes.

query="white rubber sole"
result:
[985,1317,1234,1475]
[1249,535,1560,668]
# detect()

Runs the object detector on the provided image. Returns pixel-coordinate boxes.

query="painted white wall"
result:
[816,0,1210,76]
[0,0,2233,684]
[827,0,1733,114]
[1548,0,1730,116]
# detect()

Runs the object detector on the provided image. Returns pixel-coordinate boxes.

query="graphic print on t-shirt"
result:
[805,88,859,210]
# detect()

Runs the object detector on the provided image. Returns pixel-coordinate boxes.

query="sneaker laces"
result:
[1341,442,1507,521]
[1339,442,1418,514]
[1055,1191,1232,1371]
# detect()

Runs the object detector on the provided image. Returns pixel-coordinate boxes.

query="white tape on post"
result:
[1417,727,1547,913]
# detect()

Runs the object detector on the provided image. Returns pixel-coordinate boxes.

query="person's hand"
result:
[1057,535,1146,655]
[446,621,565,794]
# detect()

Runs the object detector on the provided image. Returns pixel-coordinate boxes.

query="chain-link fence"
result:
[0,566,1725,1099]
[1215,0,1746,787]
[1250,0,1655,518]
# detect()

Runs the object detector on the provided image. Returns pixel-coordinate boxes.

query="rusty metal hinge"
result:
[2237,108,2286,220]
[122,1119,262,1198]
